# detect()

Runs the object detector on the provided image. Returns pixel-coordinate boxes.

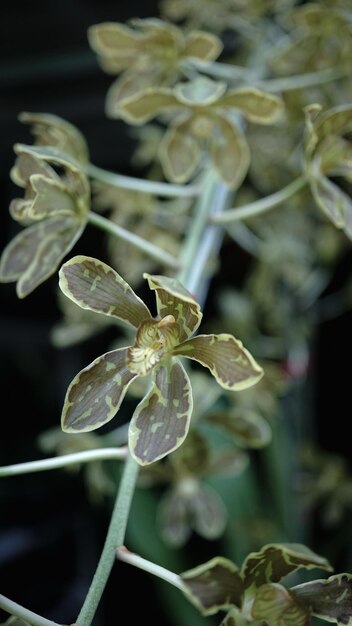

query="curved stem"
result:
[87,211,180,270]
[86,163,200,198]
[76,452,139,626]
[116,548,184,591]
[0,447,128,477]
[0,594,60,626]
[211,176,306,225]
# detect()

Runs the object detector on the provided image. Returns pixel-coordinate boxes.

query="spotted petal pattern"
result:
[144,272,202,341]
[59,255,152,328]
[128,358,192,464]
[173,333,263,390]
[181,557,243,615]
[61,347,137,432]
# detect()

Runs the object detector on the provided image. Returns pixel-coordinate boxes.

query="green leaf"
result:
[252,583,310,626]
[241,544,333,590]
[118,88,179,124]
[160,123,201,184]
[204,408,272,449]
[144,272,202,341]
[61,347,137,432]
[59,255,152,328]
[292,573,352,626]
[211,115,250,189]
[181,556,243,615]
[128,358,193,465]
[173,333,263,390]
[0,215,85,298]
[220,88,284,124]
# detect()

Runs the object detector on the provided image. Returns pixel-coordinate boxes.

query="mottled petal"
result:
[128,358,193,465]
[211,116,250,189]
[61,347,137,432]
[10,151,59,188]
[29,174,77,219]
[192,483,227,540]
[144,272,202,341]
[173,334,263,391]
[105,69,161,117]
[205,408,272,449]
[158,487,192,547]
[241,543,332,590]
[220,88,284,124]
[59,255,152,327]
[160,124,200,183]
[0,215,84,298]
[292,573,352,626]
[252,583,310,626]
[310,173,352,240]
[184,31,223,61]
[175,77,227,106]
[118,88,179,124]
[88,22,141,66]
[18,111,89,164]
[181,557,243,615]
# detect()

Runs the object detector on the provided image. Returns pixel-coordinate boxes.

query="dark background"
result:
[1,2,352,625]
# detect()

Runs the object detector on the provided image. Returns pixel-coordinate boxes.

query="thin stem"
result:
[87,163,200,198]
[87,211,180,270]
[185,59,346,92]
[76,452,139,626]
[116,548,184,591]
[0,593,60,626]
[0,447,128,477]
[211,176,306,225]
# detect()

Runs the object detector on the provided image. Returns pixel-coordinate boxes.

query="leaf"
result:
[61,347,137,432]
[292,573,352,626]
[252,583,310,626]
[59,255,152,327]
[184,30,223,61]
[211,116,250,189]
[220,87,284,124]
[118,88,179,124]
[128,358,193,465]
[204,408,272,449]
[173,333,263,391]
[160,124,201,184]
[181,556,243,615]
[241,544,333,590]
[144,272,203,341]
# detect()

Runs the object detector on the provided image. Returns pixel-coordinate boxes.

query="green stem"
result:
[87,211,180,270]
[0,448,128,477]
[87,163,200,198]
[76,452,139,626]
[185,59,346,92]
[0,594,60,626]
[177,170,232,299]
[211,176,306,225]
[116,548,184,591]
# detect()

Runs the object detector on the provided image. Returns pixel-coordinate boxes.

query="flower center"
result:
[127,314,179,376]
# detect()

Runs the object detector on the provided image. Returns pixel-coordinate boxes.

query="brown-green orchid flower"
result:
[118,76,284,188]
[303,104,352,242]
[0,145,90,298]
[58,255,263,465]
[88,17,223,117]
[180,543,341,626]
